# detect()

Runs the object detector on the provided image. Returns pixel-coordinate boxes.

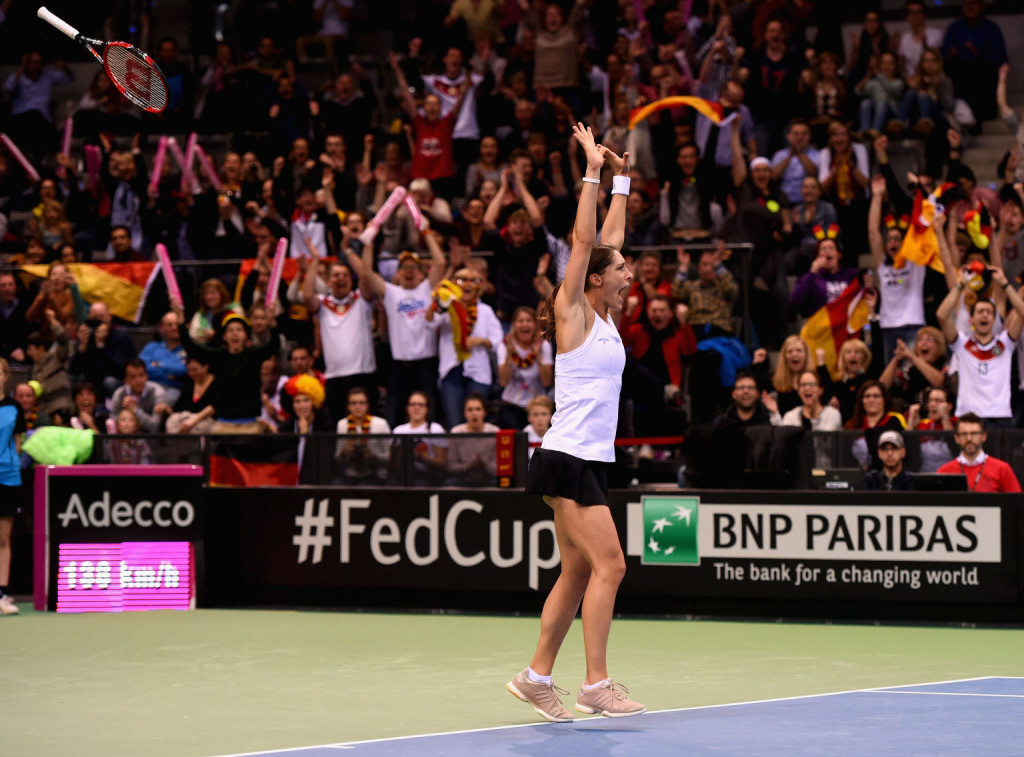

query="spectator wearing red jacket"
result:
[937,413,1021,493]
[624,294,696,438]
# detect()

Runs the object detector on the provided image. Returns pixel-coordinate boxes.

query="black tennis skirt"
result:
[0,482,24,518]
[526,448,610,507]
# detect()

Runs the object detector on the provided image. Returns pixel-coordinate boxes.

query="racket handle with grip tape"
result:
[37,6,82,40]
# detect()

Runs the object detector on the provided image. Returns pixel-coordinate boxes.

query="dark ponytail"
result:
[540,244,619,347]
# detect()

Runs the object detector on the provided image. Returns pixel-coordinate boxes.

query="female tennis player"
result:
[507,123,644,721]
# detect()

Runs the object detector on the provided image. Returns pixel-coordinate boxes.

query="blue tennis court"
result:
[214,676,1024,757]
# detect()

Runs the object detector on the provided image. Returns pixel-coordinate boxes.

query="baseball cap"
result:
[398,251,421,265]
[878,430,904,449]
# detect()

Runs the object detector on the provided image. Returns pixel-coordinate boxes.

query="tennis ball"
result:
[28,380,43,398]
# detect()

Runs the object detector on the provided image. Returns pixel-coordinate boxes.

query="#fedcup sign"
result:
[641,496,699,565]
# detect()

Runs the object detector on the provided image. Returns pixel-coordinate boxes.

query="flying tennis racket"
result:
[37,6,168,113]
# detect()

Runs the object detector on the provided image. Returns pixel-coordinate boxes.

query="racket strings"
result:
[104,44,168,111]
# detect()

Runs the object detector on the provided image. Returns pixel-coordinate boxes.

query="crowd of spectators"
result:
[0,0,1022,488]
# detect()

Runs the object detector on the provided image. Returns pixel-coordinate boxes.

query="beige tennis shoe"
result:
[575,679,646,717]
[507,669,574,722]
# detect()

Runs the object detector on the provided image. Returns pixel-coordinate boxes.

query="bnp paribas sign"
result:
[632,496,1001,566]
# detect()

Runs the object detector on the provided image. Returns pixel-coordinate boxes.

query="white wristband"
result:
[581,177,600,184]
[611,175,631,196]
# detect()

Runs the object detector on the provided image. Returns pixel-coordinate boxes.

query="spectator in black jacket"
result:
[69,302,138,398]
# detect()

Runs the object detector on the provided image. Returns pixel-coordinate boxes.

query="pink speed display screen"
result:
[57,542,193,613]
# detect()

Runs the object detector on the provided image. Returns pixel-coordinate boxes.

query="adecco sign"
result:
[34,465,204,611]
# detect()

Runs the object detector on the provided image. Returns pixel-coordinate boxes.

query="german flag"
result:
[208,437,300,487]
[799,278,871,381]
[22,262,159,323]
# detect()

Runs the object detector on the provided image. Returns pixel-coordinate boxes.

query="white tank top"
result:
[542,311,624,462]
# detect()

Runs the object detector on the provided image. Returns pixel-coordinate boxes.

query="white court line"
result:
[207,675,1017,757]
[867,690,1024,699]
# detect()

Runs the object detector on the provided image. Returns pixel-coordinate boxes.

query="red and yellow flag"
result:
[799,279,872,380]
[892,184,954,273]
[22,262,159,323]
[628,96,725,130]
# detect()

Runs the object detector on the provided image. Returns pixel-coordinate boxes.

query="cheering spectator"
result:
[879,326,948,409]
[856,51,906,137]
[25,263,87,339]
[69,382,109,433]
[301,253,377,424]
[391,52,471,200]
[740,18,807,156]
[448,393,499,485]
[426,265,504,431]
[789,237,859,318]
[765,369,842,431]
[898,48,954,137]
[334,387,390,484]
[907,385,957,474]
[937,414,1021,492]
[815,333,882,423]
[897,1,944,78]
[173,304,280,435]
[760,335,814,417]
[847,379,906,471]
[846,9,892,91]
[359,225,446,427]
[623,294,696,436]
[937,267,1024,426]
[70,302,138,398]
[497,307,554,430]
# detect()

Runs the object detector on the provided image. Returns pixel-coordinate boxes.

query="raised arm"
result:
[514,163,545,228]
[483,167,511,230]
[867,174,886,269]
[389,51,418,118]
[933,211,959,290]
[598,146,630,251]
[359,226,387,299]
[935,282,961,345]
[559,124,604,307]
[995,267,1024,341]
[423,228,447,288]
[301,251,323,313]
[730,118,747,188]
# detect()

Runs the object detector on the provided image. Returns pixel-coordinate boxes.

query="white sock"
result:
[526,667,552,685]
[583,678,610,691]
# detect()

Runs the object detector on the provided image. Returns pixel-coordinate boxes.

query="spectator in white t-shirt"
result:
[868,174,929,363]
[360,227,446,427]
[392,390,448,484]
[496,306,553,429]
[301,253,377,423]
[937,266,1024,427]
[425,266,504,430]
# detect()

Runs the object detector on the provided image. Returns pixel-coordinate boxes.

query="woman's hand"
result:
[599,145,629,176]
[572,122,604,173]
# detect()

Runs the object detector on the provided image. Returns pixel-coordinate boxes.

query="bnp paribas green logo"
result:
[641,496,699,565]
